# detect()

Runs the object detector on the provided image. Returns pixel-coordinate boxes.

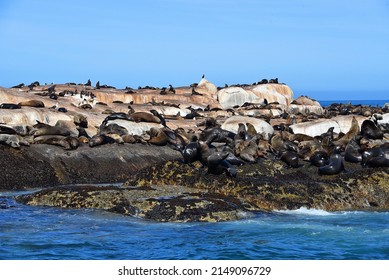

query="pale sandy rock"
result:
[248,84,294,105]
[241,108,283,117]
[377,113,389,126]
[293,95,321,106]
[217,87,264,109]
[290,115,368,137]
[221,115,274,140]
[196,78,218,96]
[0,108,72,126]
[289,104,324,115]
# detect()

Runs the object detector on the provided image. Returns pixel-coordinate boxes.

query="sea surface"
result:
[318,99,387,107]
[1,99,389,260]
[1,191,389,260]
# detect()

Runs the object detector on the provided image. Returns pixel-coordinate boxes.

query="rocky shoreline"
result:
[1,78,388,222]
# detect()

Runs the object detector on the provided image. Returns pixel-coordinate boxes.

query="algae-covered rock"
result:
[15,184,252,222]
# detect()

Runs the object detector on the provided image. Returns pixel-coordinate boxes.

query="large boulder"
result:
[221,115,274,140]
[217,87,263,109]
[0,108,72,126]
[248,84,294,105]
[289,95,324,115]
[290,115,367,137]
[195,78,218,97]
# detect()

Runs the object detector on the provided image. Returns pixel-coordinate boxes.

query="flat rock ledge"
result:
[15,159,389,222]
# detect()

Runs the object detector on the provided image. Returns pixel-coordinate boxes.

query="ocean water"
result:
[1,193,389,260]
[318,100,387,107]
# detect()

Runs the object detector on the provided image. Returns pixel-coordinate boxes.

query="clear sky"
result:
[0,0,388,100]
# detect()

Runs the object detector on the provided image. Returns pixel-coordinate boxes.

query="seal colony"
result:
[1,77,389,222]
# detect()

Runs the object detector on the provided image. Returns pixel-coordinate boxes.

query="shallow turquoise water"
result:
[1,194,388,260]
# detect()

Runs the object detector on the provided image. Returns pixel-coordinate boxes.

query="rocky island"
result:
[0,78,388,222]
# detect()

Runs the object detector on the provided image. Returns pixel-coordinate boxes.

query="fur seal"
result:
[162,128,188,150]
[0,125,17,135]
[362,143,389,167]
[310,151,329,167]
[238,137,261,163]
[102,113,131,126]
[18,100,45,108]
[129,112,161,123]
[34,126,71,137]
[73,114,88,128]
[0,134,29,148]
[200,127,235,147]
[279,150,300,168]
[77,127,91,139]
[150,109,167,127]
[361,119,384,139]
[344,135,363,163]
[181,136,201,166]
[148,127,168,146]
[122,134,137,144]
[206,151,237,177]
[0,103,21,109]
[235,123,249,141]
[169,84,176,94]
[99,123,128,136]
[89,134,116,147]
[333,116,360,148]
[246,122,257,138]
[35,135,79,150]
[318,148,344,175]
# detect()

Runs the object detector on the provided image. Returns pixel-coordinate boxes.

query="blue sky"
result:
[0,0,388,100]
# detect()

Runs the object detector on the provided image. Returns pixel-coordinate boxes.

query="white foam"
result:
[274,207,335,216]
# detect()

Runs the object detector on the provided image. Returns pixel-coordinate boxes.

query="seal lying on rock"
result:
[34,135,79,150]
[362,143,389,167]
[0,134,29,148]
[206,151,237,177]
[361,119,384,140]
[0,103,21,109]
[89,134,116,147]
[319,147,345,175]
[18,100,45,108]
[34,126,71,137]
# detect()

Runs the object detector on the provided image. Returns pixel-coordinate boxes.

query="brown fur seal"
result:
[34,126,71,137]
[148,127,168,146]
[122,134,137,144]
[344,135,363,163]
[89,134,116,147]
[234,123,249,141]
[34,135,79,150]
[333,116,360,148]
[74,114,88,128]
[99,123,128,136]
[129,112,161,123]
[18,100,45,108]
[246,122,257,137]
[105,133,124,144]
